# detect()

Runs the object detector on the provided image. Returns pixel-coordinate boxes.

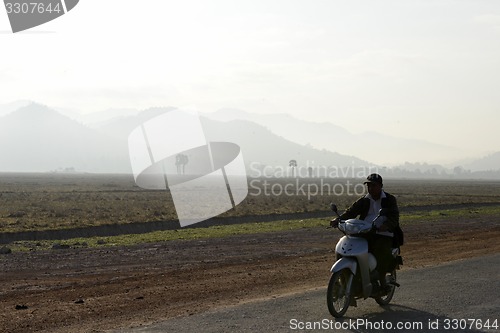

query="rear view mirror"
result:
[330,203,338,213]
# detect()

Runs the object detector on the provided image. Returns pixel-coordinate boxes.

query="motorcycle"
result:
[326,204,403,318]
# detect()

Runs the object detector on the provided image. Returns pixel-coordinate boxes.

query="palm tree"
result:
[289,159,297,178]
[175,154,189,175]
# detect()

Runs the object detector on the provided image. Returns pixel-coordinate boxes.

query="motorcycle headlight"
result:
[350,225,361,234]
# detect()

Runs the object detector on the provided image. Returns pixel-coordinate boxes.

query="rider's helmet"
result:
[364,173,383,186]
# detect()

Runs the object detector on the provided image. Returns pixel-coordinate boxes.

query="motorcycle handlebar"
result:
[329,214,382,233]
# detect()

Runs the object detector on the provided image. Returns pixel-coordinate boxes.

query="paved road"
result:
[113,254,500,333]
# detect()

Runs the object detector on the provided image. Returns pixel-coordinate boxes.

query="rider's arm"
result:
[339,197,366,220]
[331,198,364,228]
[381,194,400,232]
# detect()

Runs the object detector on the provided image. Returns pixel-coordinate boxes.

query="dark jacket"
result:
[339,191,400,232]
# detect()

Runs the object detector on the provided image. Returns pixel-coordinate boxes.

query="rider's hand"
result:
[330,217,340,228]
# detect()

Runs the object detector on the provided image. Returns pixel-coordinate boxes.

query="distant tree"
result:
[453,166,464,176]
[289,159,297,178]
[175,154,189,175]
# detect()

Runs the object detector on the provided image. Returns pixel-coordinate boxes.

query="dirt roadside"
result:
[1,212,499,333]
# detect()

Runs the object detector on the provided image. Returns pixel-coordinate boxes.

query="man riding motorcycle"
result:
[330,173,400,294]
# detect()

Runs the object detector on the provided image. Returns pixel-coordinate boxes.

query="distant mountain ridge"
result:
[95,107,374,171]
[203,109,466,166]
[465,152,500,171]
[0,103,129,173]
[0,104,373,173]
[0,102,498,174]
[0,100,31,117]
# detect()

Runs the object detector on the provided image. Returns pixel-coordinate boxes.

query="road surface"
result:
[112,254,500,333]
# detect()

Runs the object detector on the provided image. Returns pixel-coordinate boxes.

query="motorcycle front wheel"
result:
[327,268,352,318]
[375,269,397,305]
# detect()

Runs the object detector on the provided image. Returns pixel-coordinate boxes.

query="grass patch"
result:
[400,205,500,224]
[8,218,327,251]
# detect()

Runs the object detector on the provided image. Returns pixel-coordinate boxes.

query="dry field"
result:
[1,172,499,234]
[0,173,500,332]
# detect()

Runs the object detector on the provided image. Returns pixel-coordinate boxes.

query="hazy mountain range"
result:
[203,109,467,166]
[0,102,498,174]
[0,103,370,173]
[0,104,129,173]
[91,107,372,172]
[0,100,31,117]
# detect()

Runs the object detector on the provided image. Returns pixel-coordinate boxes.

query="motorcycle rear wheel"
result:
[375,269,397,305]
[327,268,352,318]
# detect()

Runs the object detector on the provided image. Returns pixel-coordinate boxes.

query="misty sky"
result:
[1,0,500,159]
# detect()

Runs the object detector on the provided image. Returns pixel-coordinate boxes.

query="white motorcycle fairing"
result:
[330,256,357,275]
[331,219,378,298]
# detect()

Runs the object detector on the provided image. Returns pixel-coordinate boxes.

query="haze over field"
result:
[0,102,499,178]
[1,1,500,172]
